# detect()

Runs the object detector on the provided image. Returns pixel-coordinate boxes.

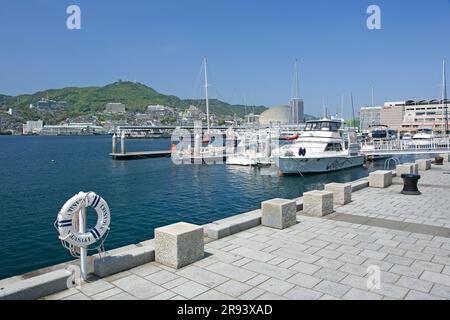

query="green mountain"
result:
[1,81,267,120]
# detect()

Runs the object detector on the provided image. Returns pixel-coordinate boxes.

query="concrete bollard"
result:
[416,159,431,171]
[369,170,393,188]
[396,164,416,176]
[324,183,352,205]
[155,222,204,269]
[302,190,334,217]
[261,198,297,229]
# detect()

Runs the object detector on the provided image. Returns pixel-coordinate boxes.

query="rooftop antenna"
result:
[443,59,448,135]
[322,97,326,118]
[203,57,210,133]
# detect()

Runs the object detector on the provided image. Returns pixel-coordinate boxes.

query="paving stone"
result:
[289,261,321,275]
[339,263,368,277]
[340,274,367,290]
[113,275,165,299]
[177,265,228,288]
[338,254,367,266]
[106,292,138,300]
[405,290,444,300]
[420,271,450,287]
[91,287,123,300]
[246,274,270,286]
[430,284,450,299]
[171,280,209,299]
[316,248,343,259]
[315,257,345,270]
[278,259,298,269]
[390,265,424,279]
[162,277,189,290]
[314,268,347,282]
[243,261,296,280]
[194,290,236,300]
[215,279,253,298]
[360,249,387,261]
[283,286,323,300]
[411,260,444,273]
[229,246,275,262]
[372,283,409,299]
[257,278,295,295]
[148,291,178,300]
[43,288,80,300]
[206,262,257,282]
[256,292,286,300]
[232,257,252,267]
[403,250,433,262]
[238,287,265,300]
[384,254,414,267]
[342,288,383,300]
[130,263,162,277]
[314,280,351,298]
[287,273,322,288]
[145,270,180,285]
[79,279,114,297]
[396,276,433,293]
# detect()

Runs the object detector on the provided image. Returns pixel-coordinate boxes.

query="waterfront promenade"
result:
[33,161,450,300]
[1,160,449,300]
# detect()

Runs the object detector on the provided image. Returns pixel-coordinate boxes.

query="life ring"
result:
[56,192,110,247]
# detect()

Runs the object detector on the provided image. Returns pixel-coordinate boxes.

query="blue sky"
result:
[0,0,449,117]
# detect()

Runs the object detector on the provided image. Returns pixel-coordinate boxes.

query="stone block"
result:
[324,182,352,205]
[416,159,431,171]
[0,269,71,300]
[261,198,297,229]
[155,222,204,269]
[396,164,416,176]
[302,191,334,217]
[369,170,392,188]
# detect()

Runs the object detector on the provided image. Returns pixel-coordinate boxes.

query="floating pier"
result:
[110,150,171,160]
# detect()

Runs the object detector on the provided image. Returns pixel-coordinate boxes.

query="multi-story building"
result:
[22,120,44,134]
[361,100,449,133]
[105,103,126,113]
[380,102,405,131]
[359,106,382,132]
[400,100,449,133]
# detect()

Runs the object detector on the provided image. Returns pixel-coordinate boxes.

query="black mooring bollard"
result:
[401,173,421,195]
[434,156,444,165]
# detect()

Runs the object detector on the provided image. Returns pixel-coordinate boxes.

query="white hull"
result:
[226,156,257,166]
[277,155,365,174]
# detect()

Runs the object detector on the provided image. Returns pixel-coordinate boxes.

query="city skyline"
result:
[0,0,449,117]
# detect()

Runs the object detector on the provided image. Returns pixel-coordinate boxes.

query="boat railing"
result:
[360,137,450,153]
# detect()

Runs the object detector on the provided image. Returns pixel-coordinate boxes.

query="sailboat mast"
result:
[204,57,210,133]
[350,92,356,130]
[443,59,448,136]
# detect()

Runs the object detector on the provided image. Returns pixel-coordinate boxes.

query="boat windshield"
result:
[304,121,341,132]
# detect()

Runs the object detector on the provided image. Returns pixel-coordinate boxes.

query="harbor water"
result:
[0,135,423,280]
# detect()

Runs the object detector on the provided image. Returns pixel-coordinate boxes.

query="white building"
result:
[105,103,126,113]
[359,106,382,132]
[22,120,43,134]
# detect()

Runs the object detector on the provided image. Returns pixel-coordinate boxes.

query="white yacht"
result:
[411,128,435,146]
[273,119,365,174]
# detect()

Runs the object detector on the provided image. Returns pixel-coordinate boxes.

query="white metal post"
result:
[79,206,88,280]
[204,58,210,133]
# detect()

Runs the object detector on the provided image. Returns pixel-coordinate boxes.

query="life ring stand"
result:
[56,192,111,248]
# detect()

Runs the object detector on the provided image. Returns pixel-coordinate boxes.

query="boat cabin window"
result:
[304,121,341,132]
[325,143,343,151]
